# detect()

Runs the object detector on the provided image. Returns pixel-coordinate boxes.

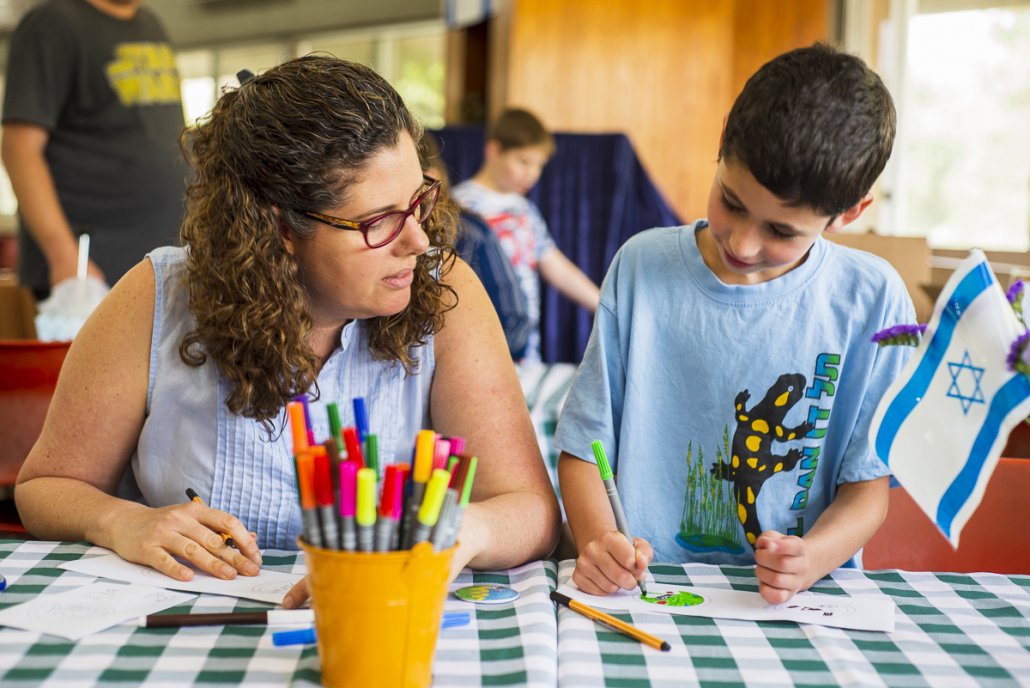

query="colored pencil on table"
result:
[550,591,670,652]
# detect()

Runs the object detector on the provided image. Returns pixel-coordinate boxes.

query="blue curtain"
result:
[432,126,681,363]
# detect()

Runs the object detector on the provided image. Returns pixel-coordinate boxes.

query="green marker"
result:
[591,440,648,595]
[459,456,477,508]
[326,402,344,455]
[365,433,380,482]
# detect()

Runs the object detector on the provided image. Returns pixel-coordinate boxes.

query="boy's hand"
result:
[754,530,810,604]
[572,531,653,595]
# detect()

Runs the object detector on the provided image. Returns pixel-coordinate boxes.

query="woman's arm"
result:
[430,259,562,571]
[15,260,261,579]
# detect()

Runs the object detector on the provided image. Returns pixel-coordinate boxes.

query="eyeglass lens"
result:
[365,184,439,247]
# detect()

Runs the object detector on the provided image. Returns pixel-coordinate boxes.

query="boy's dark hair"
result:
[488,107,555,155]
[719,43,896,218]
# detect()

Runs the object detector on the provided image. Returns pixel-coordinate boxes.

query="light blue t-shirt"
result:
[452,180,556,363]
[123,246,435,550]
[553,222,915,566]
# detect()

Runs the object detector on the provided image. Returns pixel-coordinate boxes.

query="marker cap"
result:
[591,440,613,480]
[356,467,377,526]
[339,460,358,517]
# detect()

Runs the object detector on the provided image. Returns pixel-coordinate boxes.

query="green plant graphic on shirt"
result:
[676,429,744,554]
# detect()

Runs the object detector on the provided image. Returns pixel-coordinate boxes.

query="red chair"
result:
[0,340,71,535]
[864,457,1030,574]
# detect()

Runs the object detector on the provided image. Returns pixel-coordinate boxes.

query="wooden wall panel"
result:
[490,0,831,221]
[731,0,831,96]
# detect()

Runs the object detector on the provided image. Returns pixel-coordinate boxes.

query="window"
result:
[301,22,446,128]
[177,22,446,128]
[0,21,447,231]
[873,1,1030,251]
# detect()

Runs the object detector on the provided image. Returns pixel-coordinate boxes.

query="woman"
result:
[15,56,560,607]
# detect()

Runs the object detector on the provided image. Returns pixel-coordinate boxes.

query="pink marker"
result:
[433,437,451,471]
[448,436,466,457]
[338,461,358,551]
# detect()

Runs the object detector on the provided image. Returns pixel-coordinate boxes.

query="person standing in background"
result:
[2,0,186,301]
[452,108,600,363]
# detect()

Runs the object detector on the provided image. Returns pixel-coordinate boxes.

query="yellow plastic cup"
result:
[299,539,455,688]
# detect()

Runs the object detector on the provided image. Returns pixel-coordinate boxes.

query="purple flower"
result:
[871,323,928,347]
[1007,330,1030,375]
[1007,279,1024,305]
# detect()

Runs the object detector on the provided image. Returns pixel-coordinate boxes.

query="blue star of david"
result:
[945,350,986,414]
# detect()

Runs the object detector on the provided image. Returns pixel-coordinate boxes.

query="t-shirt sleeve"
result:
[526,200,556,260]
[552,253,625,467]
[2,7,77,129]
[837,270,917,484]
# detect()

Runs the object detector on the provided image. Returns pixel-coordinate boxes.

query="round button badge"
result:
[453,584,520,605]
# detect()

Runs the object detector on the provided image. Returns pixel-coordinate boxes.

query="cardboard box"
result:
[0,276,38,339]
[826,232,934,322]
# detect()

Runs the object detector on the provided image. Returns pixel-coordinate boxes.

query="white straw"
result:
[76,234,90,281]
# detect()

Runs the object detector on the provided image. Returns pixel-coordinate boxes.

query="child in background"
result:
[452,108,600,363]
[554,43,915,604]
[419,132,531,360]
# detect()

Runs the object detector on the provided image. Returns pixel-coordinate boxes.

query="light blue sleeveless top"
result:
[125,246,435,549]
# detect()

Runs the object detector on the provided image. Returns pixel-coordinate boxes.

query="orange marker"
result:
[287,401,309,455]
[295,449,322,548]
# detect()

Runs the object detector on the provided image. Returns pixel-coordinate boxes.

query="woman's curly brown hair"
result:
[178,55,457,430]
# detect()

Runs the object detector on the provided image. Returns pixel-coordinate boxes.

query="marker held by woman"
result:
[590,440,648,595]
[185,488,236,549]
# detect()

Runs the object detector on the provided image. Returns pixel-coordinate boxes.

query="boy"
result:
[553,44,914,604]
[419,132,531,360]
[452,108,601,363]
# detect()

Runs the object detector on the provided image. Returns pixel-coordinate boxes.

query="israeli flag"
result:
[870,249,1030,547]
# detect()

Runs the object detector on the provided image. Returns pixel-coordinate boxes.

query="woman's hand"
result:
[106,501,262,582]
[572,531,653,595]
[282,577,309,609]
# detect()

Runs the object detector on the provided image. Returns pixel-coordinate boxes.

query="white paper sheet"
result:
[0,582,194,640]
[60,552,303,604]
[557,582,895,632]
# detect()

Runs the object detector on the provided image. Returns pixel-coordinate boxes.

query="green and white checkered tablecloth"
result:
[0,541,558,687]
[516,362,577,502]
[3,541,1028,686]
[555,559,1030,687]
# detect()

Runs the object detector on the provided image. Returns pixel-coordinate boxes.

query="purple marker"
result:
[294,394,316,447]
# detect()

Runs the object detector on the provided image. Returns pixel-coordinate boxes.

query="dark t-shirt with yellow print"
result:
[3,0,186,295]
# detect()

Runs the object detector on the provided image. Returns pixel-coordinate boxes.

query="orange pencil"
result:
[550,591,670,652]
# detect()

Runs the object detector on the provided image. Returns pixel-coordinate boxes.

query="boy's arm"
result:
[754,476,889,603]
[558,451,652,593]
[538,248,601,312]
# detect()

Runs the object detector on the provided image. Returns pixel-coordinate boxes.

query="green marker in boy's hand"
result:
[591,440,648,595]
